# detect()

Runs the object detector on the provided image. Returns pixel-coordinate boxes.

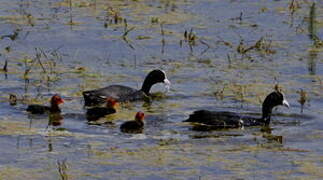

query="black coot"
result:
[120,111,145,134]
[26,95,64,114]
[82,69,170,106]
[86,98,118,121]
[184,91,290,129]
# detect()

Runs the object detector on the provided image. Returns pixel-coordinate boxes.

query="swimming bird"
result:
[86,98,118,121]
[184,91,290,129]
[120,111,145,134]
[26,95,64,114]
[82,69,170,106]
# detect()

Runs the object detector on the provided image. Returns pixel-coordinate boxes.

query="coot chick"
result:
[82,69,170,106]
[86,98,118,121]
[185,91,290,129]
[26,95,64,114]
[120,111,145,133]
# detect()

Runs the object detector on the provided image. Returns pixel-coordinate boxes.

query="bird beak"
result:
[163,78,171,92]
[282,99,290,108]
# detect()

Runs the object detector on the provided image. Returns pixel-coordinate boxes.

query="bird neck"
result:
[141,78,153,95]
[261,106,272,125]
[135,118,144,126]
[50,102,61,113]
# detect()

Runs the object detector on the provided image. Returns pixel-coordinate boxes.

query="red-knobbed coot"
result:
[185,91,290,129]
[82,69,170,106]
[86,98,118,121]
[26,95,64,114]
[120,111,145,133]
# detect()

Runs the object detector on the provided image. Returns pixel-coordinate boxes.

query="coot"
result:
[86,98,118,121]
[82,69,170,106]
[26,95,64,114]
[185,91,290,129]
[120,111,145,133]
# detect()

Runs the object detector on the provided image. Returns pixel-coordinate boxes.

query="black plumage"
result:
[185,91,290,129]
[120,112,145,134]
[27,95,64,114]
[86,98,117,121]
[82,69,170,106]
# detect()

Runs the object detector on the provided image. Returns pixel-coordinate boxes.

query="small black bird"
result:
[86,98,118,121]
[120,111,145,134]
[27,95,64,114]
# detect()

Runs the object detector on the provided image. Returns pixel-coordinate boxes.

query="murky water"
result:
[0,0,322,179]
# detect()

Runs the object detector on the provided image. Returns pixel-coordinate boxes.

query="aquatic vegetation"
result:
[308,3,317,41]
[0,121,37,135]
[0,166,46,180]
[288,0,301,15]
[57,159,69,180]
[297,89,307,113]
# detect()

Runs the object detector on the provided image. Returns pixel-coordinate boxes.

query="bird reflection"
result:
[48,112,64,127]
[260,126,283,144]
[308,50,317,75]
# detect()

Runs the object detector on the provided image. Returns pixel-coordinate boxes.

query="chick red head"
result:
[51,95,64,105]
[135,111,145,122]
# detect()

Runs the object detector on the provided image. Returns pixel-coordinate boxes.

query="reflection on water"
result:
[308,50,317,75]
[48,113,64,127]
